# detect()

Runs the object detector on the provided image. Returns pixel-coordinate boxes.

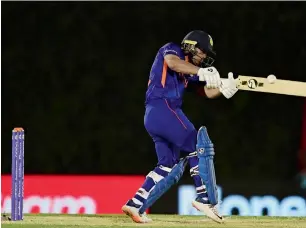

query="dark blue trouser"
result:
[144,99,197,168]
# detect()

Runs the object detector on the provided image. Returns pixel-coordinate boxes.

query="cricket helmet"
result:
[181,30,216,67]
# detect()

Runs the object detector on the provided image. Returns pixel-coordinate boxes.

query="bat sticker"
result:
[241,79,264,89]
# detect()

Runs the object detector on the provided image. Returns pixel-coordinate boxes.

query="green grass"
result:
[2,214,306,228]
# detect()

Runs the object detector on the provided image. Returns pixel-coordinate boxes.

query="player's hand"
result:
[219,73,238,99]
[197,67,221,89]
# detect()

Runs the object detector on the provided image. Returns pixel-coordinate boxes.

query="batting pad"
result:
[196,126,218,205]
[139,157,187,214]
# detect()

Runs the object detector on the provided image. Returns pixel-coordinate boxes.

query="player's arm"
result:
[191,83,222,99]
[201,84,237,99]
[187,80,222,99]
[164,54,200,75]
[164,54,220,89]
[204,87,222,99]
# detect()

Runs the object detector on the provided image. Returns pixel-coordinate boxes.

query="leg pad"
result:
[196,126,218,205]
[139,157,187,214]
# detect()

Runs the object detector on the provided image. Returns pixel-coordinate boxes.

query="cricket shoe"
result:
[140,212,152,223]
[192,197,224,223]
[122,200,152,223]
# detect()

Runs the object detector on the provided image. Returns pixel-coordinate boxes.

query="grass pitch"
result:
[1,214,306,228]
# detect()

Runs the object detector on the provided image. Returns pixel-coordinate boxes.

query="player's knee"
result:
[196,126,215,157]
[157,152,180,168]
[189,128,197,142]
[179,129,197,152]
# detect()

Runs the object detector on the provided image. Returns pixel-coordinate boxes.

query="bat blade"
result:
[235,75,306,97]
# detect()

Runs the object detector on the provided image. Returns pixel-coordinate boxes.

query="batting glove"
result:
[219,73,239,99]
[197,67,221,89]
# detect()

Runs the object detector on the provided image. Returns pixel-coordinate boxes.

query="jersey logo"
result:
[163,49,178,55]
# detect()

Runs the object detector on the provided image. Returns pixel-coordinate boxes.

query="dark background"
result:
[2,2,306,186]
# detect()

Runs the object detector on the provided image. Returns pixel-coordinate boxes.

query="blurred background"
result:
[2,1,306,216]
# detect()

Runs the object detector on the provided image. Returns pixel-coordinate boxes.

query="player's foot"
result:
[192,197,224,224]
[122,200,152,223]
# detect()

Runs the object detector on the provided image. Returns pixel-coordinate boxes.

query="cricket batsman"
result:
[122,30,238,223]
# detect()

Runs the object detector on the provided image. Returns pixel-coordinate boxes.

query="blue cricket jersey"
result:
[145,42,202,108]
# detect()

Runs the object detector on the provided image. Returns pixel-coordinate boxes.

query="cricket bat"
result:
[228,74,306,97]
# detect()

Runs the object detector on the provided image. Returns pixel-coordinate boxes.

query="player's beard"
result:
[191,56,202,67]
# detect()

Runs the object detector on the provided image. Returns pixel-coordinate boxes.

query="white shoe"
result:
[140,212,153,223]
[122,205,152,223]
[192,200,224,223]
